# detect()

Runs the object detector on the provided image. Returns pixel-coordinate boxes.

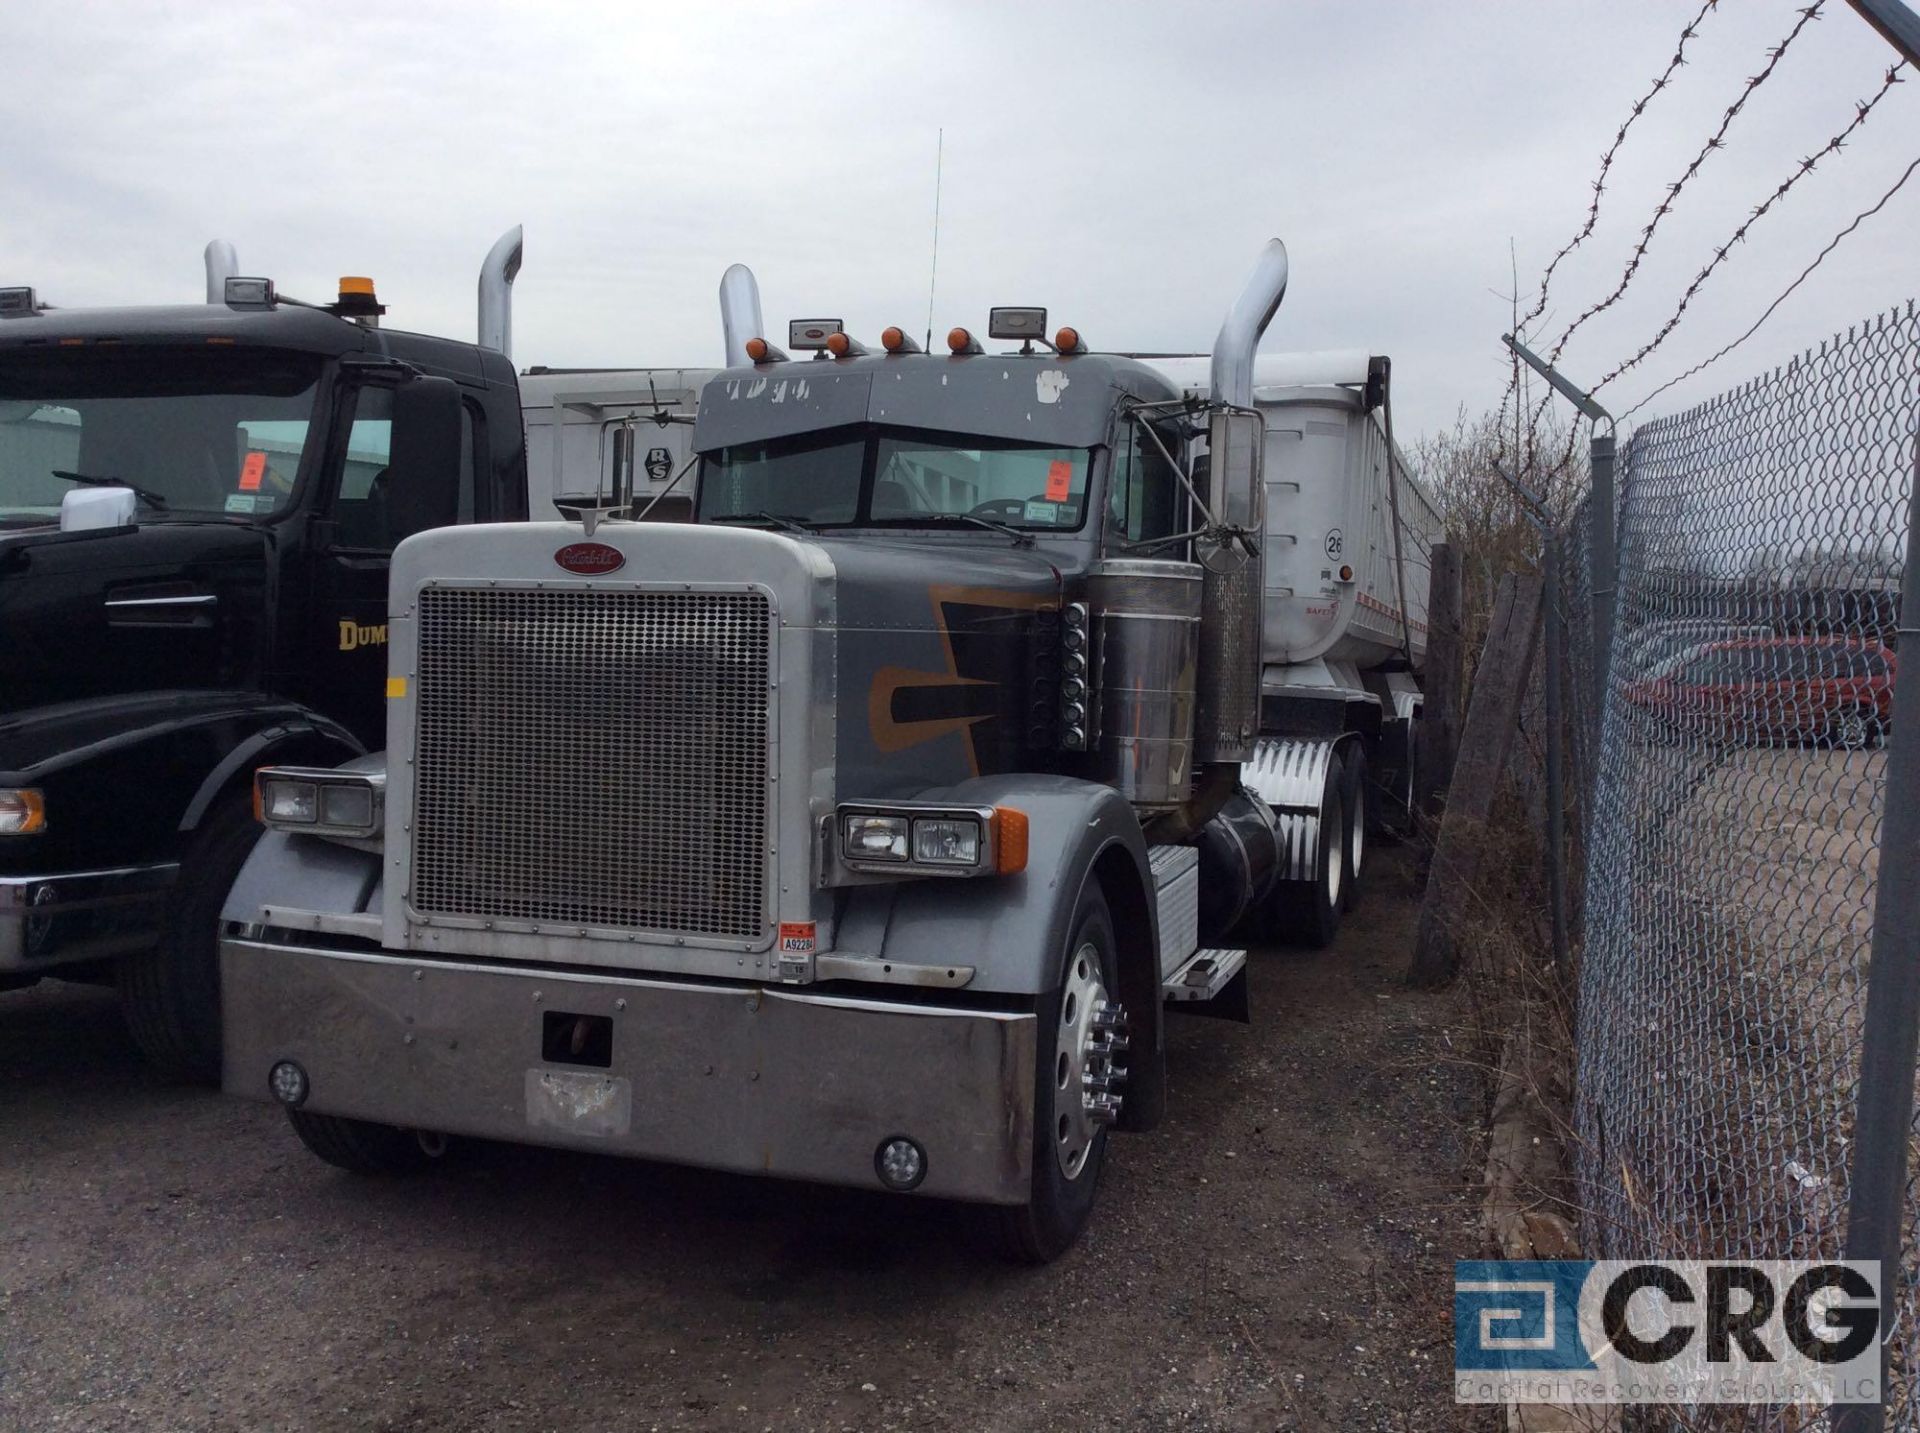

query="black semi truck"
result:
[0,231,528,1078]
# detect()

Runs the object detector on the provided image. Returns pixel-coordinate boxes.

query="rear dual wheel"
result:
[1275,751,1348,948]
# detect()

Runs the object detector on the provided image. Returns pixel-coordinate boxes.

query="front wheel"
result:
[1000,882,1124,1263]
[286,1109,438,1175]
[120,797,261,1083]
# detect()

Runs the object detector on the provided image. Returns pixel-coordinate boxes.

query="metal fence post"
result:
[1588,426,1617,715]
[1836,436,1920,1433]
[1542,538,1571,985]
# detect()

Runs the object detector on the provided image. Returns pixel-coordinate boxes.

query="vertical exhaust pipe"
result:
[1208,239,1289,408]
[204,240,239,304]
[478,224,524,357]
[720,263,764,368]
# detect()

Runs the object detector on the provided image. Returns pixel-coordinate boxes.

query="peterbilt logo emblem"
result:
[554,541,626,575]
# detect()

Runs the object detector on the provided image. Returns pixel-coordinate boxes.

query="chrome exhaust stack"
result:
[1208,239,1289,410]
[204,240,239,304]
[719,263,765,368]
[477,225,524,358]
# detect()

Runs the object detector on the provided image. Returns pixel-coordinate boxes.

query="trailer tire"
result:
[286,1109,434,1175]
[1000,881,1120,1264]
[1275,751,1346,949]
[1340,745,1371,914]
[119,796,260,1084]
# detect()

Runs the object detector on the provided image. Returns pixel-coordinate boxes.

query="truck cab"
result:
[0,237,528,1078]
[218,241,1433,1261]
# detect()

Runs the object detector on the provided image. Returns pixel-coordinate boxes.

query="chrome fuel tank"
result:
[1087,559,1201,809]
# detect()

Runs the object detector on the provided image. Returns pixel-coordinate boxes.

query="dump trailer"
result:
[220,239,1436,1260]
[0,228,529,1079]
[518,367,713,521]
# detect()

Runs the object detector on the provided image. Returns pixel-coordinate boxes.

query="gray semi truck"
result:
[217,239,1437,1260]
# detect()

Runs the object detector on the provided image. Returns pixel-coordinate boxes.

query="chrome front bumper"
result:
[220,938,1037,1205]
[0,863,178,972]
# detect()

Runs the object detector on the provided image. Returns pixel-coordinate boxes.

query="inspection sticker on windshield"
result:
[224,493,256,514]
[778,921,816,954]
[1045,459,1073,502]
[1023,499,1059,523]
[238,451,267,492]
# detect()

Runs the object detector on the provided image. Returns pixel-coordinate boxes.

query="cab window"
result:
[330,386,476,550]
[1107,415,1185,547]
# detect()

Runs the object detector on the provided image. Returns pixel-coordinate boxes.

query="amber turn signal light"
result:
[992,807,1029,875]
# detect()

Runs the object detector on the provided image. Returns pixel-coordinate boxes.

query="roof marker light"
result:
[947,327,982,355]
[825,332,869,358]
[743,336,790,364]
[881,327,923,354]
[1053,326,1087,355]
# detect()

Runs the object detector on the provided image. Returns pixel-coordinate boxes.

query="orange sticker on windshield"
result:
[1045,459,1072,502]
[239,451,267,492]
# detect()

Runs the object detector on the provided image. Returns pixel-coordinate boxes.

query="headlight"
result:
[253,766,384,839]
[836,803,1025,877]
[912,817,981,866]
[843,813,910,861]
[0,788,46,836]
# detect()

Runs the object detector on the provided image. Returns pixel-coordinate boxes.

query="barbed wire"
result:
[1521,1,1828,447]
[1496,2,1720,453]
[1589,62,1908,397]
[1541,2,1827,369]
[1517,0,1719,343]
[1621,149,1920,421]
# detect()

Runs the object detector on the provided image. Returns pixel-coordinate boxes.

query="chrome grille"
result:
[411,586,773,942]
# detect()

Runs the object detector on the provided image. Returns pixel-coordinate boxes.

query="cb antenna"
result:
[924,128,943,352]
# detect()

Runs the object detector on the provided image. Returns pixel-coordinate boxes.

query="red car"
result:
[1625,637,1895,750]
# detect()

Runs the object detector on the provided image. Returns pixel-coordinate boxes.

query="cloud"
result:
[4,0,1915,443]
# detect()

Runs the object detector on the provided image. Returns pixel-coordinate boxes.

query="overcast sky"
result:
[4,0,1915,443]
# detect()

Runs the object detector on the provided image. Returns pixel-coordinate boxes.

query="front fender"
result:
[0,690,362,874]
[221,753,387,929]
[836,774,1154,996]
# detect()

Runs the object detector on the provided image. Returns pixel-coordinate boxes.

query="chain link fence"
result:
[1545,302,1918,1428]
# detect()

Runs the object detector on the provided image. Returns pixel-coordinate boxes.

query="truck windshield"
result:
[696,425,1090,531]
[0,348,325,527]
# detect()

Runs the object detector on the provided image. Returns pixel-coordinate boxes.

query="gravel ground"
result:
[0,850,1491,1432]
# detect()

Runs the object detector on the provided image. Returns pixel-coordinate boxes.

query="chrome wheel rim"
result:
[1053,944,1123,1180]
[1325,799,1345,908]
[1348,791,1366,884]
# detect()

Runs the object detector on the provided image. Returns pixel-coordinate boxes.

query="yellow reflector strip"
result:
[386,677,407,698]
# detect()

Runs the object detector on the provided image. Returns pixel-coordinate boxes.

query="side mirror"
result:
[1206,409,1264,529]
[387,375,464,539]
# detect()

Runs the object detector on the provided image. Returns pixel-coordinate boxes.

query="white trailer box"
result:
[518,367,714,519]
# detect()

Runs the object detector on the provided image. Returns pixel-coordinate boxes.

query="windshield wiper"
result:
[874,513,1034,547]
[706,511,819,535]
[49,470,170,511]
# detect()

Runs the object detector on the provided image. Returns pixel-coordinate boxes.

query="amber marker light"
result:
[745,337,770,362]
[993,807,1030,875]
[947,326,974,354]
[1054,326,1083,354]
[826,332,851,357]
